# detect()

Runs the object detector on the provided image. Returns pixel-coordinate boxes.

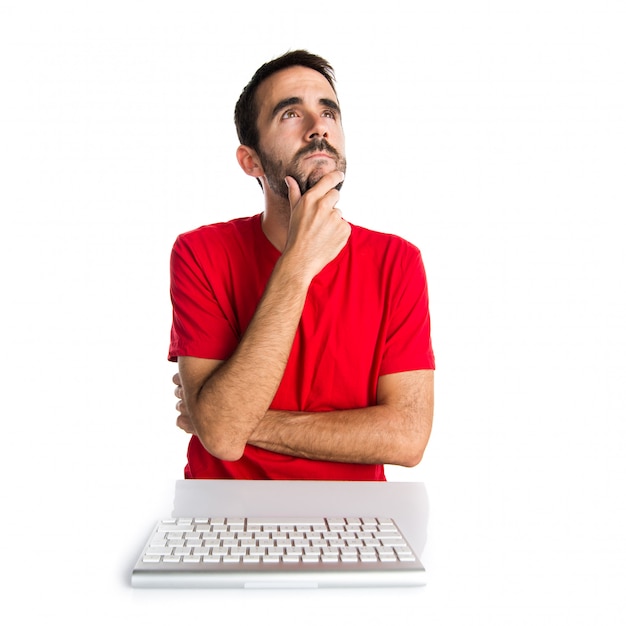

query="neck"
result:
[260,188,291,252]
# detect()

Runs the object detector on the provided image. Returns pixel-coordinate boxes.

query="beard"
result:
[258,138,347,199]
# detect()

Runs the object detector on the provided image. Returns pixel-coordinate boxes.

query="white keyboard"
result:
[131,516,425,588]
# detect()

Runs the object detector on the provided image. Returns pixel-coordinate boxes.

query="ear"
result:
[236,145,264,178]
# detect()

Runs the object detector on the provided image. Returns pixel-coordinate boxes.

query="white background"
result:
[1,1,625,623]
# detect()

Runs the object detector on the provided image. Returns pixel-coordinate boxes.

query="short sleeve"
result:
[168,233,240,362]
[379,244,435,375]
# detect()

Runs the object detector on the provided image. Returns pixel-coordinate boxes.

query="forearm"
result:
[249,370,434,467]
[249,406,430,468]
[185,255,310,460]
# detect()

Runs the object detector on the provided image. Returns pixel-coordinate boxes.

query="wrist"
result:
[273,252,316,291]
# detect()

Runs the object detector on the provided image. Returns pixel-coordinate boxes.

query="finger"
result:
[176,414,196,435]
[307,170,345,198]
[286,170,345,209]
[173,372,181,385]
[285,175,301,211]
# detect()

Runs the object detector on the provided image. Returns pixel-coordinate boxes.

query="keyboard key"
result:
[360,554,378,562]
[163,555,181,563]
[142,555,162,563]
[223,555,242,563]
[203,555,220,563]
[145,547,172,556]
[381,537,406,547]
[282,555,300,563]
[379,553,398,562]
[262,555,280,563]
[247,517,327,526]
[183,555,202,563]
[243,555,261,563]
[302,554,320,563]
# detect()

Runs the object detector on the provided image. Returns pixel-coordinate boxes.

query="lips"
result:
[305,152,334,160]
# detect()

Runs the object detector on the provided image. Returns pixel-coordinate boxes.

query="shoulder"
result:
[348,223,423,262]
[172,214,262,260]
[174,214,261,248]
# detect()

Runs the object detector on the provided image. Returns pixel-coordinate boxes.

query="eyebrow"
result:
[270,96,341,119]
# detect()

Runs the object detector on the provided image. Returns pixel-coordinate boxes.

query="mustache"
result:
[294,138,341,161]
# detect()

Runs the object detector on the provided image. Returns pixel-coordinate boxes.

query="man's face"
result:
[254,66,347,198]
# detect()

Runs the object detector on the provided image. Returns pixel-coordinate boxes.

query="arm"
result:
[177,170,350,461]
[249,369,434,467]
[175,369,434,467]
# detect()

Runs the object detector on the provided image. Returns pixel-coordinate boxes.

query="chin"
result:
[304,165,337,191]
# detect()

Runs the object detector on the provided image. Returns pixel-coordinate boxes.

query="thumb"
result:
[284,176,301,211]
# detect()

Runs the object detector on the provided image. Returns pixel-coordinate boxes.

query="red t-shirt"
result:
[169,214,434,480]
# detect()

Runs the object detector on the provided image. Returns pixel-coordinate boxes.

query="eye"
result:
[321,109,337,119]
[281,109,299,119]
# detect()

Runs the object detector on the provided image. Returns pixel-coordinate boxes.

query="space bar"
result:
[246,517,327,525]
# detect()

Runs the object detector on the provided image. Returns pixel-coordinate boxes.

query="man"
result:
[169,50,435,480]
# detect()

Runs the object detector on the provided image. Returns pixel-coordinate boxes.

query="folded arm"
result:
[176,256,310,462]
[175,368,433,467]
[249,369,433,467]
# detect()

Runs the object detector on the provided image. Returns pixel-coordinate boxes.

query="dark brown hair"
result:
[234,50,337,152]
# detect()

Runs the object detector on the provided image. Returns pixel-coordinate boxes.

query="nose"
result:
[306,114,329,140]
